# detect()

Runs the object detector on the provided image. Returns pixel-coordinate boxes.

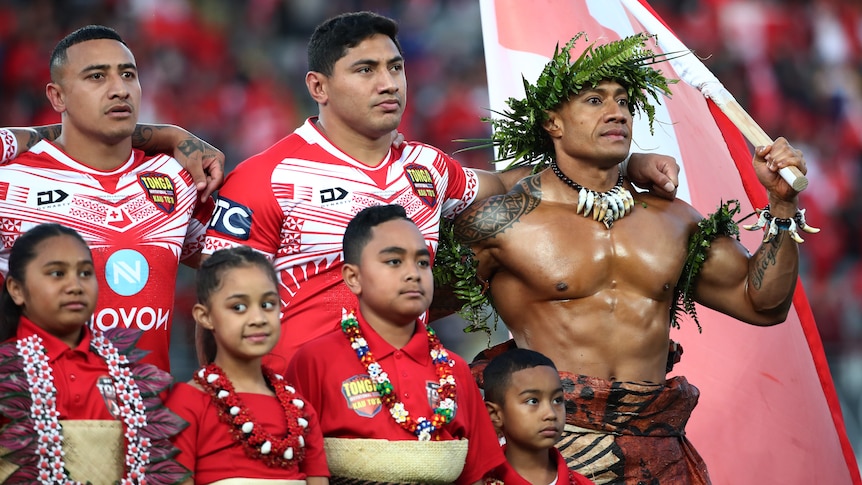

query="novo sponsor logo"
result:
[93,306,170,331]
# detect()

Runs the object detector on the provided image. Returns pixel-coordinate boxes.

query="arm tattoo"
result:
[34,125,62,145]
[131,124,156,150]
[750,234,782,290]
[455,176,542,244]
[176,138,204,158]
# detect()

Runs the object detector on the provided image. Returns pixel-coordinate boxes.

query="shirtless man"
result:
[453,33,806,484]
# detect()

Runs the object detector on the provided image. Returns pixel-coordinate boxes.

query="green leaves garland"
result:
[672,200,742,331]
[432,219,497,338]
[458,32,683,173]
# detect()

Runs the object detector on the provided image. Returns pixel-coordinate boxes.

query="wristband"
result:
[742,205,820,243]
[0,128,18,164]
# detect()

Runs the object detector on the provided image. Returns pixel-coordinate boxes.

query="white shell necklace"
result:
[550,160,635,229]
[16,332,150,485]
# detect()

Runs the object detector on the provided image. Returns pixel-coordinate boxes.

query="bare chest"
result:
[487,203,692,301]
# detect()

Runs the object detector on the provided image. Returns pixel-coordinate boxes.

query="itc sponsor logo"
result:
[210,197,252,240]
[105,249,149,296]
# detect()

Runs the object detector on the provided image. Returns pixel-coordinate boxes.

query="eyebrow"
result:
[378,247,430,258]
[518,387,564,396]
[80,62,138,74]
[350,55,404,69]
[581,85,627,97]
[226,290,279,300]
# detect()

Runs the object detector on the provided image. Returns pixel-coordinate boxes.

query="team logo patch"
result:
[404,164,437,208]
[341,374,382,418]
[138,172,176,213]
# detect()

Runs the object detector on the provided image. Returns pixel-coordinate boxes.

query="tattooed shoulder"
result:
[454,175,542,244]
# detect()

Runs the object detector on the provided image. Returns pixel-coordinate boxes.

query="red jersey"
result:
[0,141,212,372]
[286,313,505,485]
[486,447,595,485]
[204,118,478,369]
[166,382,329,483]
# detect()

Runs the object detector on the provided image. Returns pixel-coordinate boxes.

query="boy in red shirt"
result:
[287,204,504,484]
[483,349,594,485]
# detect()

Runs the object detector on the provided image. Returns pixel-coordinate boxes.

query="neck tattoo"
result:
[550,160,635,229]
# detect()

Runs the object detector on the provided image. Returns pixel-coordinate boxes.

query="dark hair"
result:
[343,204,412,265]
[483,348,558,404]
[307,11,402,76]
[0,224,91,341]
[195,245,278,364]
[50,25,126,81]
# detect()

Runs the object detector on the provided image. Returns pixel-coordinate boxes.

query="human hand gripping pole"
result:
[622,0,807,192]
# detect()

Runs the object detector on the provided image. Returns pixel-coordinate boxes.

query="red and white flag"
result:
[479,0,860,483]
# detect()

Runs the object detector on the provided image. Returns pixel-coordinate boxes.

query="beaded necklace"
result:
[194,363,309,468]
[550,161,635,229]
[16,332,150,485]
[340,310,457,441]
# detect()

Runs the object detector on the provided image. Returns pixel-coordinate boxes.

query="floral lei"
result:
[340,310,457,441]
[194,363,309,468]
[0,328,189,485]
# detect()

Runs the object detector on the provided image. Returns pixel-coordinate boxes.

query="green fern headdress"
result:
[489,32,681,171]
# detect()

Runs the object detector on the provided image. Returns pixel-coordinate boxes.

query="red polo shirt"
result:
[14,317,117,421]
[286,312,505,485]
[487,446,595,484]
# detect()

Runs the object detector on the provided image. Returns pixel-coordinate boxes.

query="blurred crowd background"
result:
[1,0,859,468]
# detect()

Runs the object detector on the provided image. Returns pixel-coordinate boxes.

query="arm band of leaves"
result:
[672,200,741,331]
[432,219,498,339]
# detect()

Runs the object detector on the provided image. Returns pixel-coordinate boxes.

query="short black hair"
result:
[50,25,126,81]
[483,348,558,404]
[307,11,402,76]
[343,204,412,265]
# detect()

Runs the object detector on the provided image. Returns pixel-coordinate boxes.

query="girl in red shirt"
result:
[0,223,186,485]
[166,246,329,484]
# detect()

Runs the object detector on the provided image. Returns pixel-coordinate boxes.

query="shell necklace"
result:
[550,161,635,229]
[340,309,457,441]
[194,364,309,468]
[16,332,150,485]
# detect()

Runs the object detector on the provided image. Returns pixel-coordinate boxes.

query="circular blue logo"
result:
[105,249,150,296]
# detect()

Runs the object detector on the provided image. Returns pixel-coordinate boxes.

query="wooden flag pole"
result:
[714,96,808,192]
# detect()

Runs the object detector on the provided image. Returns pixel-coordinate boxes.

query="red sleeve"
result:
[453,355,506,485]
[295,391,330,477]
[164,383,201,475]
[204,153,284,256]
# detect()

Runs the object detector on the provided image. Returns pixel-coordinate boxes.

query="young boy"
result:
[286,204,505,484]
[483,349,594,485]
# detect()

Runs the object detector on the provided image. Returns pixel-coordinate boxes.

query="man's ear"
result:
[192,303,214,331]
[485,401,503,431]
[45,82,67,114]
[306,71,328,105]
[543,111,562,140]
[342,263,362,296]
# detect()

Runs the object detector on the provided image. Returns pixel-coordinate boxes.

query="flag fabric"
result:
[478,0,860,483]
